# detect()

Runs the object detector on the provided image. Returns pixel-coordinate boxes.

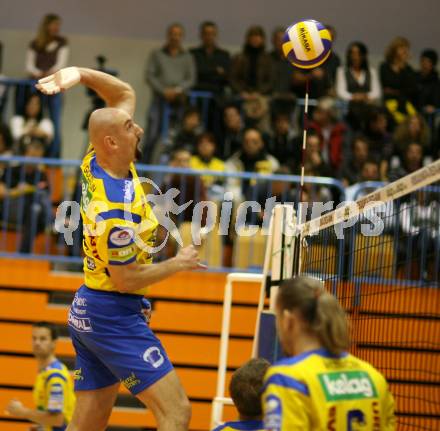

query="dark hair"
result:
[277,276,349,356]
[183,106,200,119]
[167,22,184,34]
[19,136,47,155]
[352,134,370,149]
[24,93,43,122]
[229,358,270,418]
[363,157,379,167]
[170,146,191,160]
[33,321,58,340]
[421,49,438,67]
[197,132,216,147]
[200,21,217,33]
[0,123,13,151]
[346,41,369,70]
[245,25,266,48]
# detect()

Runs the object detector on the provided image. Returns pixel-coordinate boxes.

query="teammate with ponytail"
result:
[262,276,395,430]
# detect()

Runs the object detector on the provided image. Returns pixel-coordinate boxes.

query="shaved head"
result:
[89,108,129,150]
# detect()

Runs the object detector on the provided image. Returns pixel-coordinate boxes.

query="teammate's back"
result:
[264,348,394,430]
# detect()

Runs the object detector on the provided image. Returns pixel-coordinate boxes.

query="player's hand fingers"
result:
[37,74,55,84]
[197,262,208,269]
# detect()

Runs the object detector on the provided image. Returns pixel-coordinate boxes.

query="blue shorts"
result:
[68,285,173,395]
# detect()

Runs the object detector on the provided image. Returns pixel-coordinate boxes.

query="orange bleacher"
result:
[0,259,259,431]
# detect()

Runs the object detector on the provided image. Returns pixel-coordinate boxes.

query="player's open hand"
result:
[5,399,26,417]
[36,67,81,95]
[175,245,207,271]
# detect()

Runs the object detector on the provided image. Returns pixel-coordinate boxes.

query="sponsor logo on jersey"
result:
[122,372,141,389]
[68,312,93,332]
[109,227,134,247]
[264,394,282,431]
[143,346,164,368]
[86,257,96,270]
[318,371,377,401]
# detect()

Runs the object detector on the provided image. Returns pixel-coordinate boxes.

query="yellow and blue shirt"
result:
[263,348,395,430]
[33,359,75,431]
[213,419,264,431]
[80,150,158,295]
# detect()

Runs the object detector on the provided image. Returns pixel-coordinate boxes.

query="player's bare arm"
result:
[109,245,206,293]
[37,66,135,116]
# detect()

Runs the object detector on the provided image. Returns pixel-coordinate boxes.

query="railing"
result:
[0,155,345,271]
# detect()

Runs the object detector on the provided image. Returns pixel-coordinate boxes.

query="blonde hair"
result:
[277,276,349,356]
[385,36,410,64]
[35,14,60,50]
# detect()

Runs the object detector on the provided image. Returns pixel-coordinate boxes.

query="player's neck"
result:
[37,354,57,370]
[98,157,130,179]
[291,334,322,357]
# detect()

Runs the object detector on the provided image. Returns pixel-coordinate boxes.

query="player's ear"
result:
[103,135,117,150]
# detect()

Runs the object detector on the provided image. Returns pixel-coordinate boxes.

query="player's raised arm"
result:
[36,66,136,116]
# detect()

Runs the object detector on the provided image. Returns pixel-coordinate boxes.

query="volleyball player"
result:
[262,276,395,430]
[37,67,204,431]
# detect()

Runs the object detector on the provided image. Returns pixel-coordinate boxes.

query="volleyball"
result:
[282,19,332,69]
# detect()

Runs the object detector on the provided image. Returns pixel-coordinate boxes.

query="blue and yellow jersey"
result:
[213,419,264,431]
[33,359,75,431]
[262,348,395,431]
[80,150,158,295]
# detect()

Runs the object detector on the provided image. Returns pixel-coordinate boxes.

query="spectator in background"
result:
[336,41,381,130]
[212,358,269,431]
[340,135,370,186]
[173,107,203,153]
[322,25,341,90]
[393,113,430,156]
[26,14,67,158]
[0,124,13,178]
[415,49,440,115]
[345,158,380,201]
[190,133,225,189]
[26,14,68,79]
[191,21,230,96]
[388,142,424,181]
[220,104,244,159]
[0,138,52,253]
[230,26,274,130]
[363,107,394,179]
[269,27,296,116]
[380,37,417,126]
[144,23,196,162]
[269,112,298,171]
[10,93,54,151]
[308,97,347,172]
[0,41,6,113]
[225,127,279,201]
[303,130,332,177]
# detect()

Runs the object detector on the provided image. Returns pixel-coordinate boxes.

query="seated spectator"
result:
[308,97,347,172]
[213,358,269,431]
[268,112,298,171]
[340,135,370,186]
[26,14,68,79]
[303,131,332,178]
[190,133,225,189]
[336,41,381,130]
[190,21,230,96]
[388,142,424,181]
[380,37,417,127]
[269,27,296,116]
[144,23,196,162]
[230,26,274,130]
[161,147,207,224]
[415,49,440,115]
[345,158,380,201]
[173,107,203,153]
[0,138,51,253]
[220,104,245,159]
[10,94,54,151]
[225,128,279,201]
[393,113,430,156]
